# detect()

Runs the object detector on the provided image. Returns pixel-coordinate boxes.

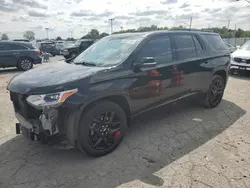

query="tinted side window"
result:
[4,43,27,50]
[172,35,196,60]
[193,36,203,54]
[201,34,228,51]
[137,36,173,64]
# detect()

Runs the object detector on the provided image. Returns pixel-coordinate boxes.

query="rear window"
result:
[22,43,36,49]
[172,35,196,60]
[2,43,27,50]
[201,34,228,51]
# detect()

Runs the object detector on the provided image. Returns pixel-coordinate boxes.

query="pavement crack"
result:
[194,179,214,188]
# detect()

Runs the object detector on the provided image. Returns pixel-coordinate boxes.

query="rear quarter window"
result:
[201,34,228,52]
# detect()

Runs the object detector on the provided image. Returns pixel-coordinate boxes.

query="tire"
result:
[63,55,70,59]
[18,58,33,71]
[203,75,225,108]
[77,101,127,157]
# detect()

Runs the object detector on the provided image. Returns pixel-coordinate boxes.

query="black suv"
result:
[39,41,58,56]
[61,39,94,59]
[7,30,230,157]
[0,41,42,70]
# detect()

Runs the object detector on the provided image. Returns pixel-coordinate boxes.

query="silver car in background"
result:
[230,40,250,72]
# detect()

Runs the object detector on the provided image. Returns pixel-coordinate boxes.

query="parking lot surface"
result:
[1,57,250,188]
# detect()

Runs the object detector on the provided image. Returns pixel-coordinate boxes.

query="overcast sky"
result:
[0,0,249,39]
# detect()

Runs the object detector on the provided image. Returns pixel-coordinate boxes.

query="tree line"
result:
[1,30,36,41]
[1,25,249,41]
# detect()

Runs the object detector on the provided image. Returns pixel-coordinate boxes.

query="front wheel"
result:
[203,75,225,108]
[77,101,127,157]
[18,58,33,71]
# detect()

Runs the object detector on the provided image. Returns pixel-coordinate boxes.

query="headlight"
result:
[26,89,78,108]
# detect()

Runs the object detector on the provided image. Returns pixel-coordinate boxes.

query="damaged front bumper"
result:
[15,108,60,143]
[9,91,78,145]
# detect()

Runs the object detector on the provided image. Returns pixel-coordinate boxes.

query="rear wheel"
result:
[18,58,33,71]
[203,75,225,108]
[78,101,127,157]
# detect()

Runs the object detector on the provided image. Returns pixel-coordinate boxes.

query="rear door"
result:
[171,33,208,94]
[0,43,23,67]
[0,43,6,67]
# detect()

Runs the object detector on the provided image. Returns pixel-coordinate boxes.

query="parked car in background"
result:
[0,41,42,70]
[13,39,30,43]
[7,30,230,157]
[225,43,236,53]
[62,39,94,59]
[55,41,65,55]
[39,41,58,56]
[230,40,250,72]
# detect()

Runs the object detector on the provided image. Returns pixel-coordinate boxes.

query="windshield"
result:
[240,40,250,50]
[73,36,143,67]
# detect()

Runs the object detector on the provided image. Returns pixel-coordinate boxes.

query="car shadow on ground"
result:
[0,68,22,76]
[230,70,250,81]
[0,99,246,188]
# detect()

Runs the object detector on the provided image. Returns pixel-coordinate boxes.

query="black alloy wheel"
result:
[204,75,225,108]
[78,101,127,157]
[88,112,121,150]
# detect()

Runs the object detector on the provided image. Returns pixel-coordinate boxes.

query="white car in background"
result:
[230,40,250,72]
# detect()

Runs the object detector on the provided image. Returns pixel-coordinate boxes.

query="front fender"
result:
[65,92,131,147]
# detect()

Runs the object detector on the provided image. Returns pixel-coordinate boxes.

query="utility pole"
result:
[234,24,237,48]
[45,28,49,40]
[109,18,115,34]
[227,20,230,29]
[189,16,192,29]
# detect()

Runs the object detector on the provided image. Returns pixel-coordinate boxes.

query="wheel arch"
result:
[213,69,228,84]
[66,94,132,147]
[18,56,34,65]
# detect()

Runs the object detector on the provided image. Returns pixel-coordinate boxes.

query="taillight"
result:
[34,50,41,55]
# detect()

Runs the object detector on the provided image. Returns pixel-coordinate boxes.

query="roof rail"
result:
[169,28,214,32]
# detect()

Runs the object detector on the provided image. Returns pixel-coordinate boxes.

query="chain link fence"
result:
[223,37,250,47]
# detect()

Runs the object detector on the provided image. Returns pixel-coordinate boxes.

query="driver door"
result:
[129,34,178,113]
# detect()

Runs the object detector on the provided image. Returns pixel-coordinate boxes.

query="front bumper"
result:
[15,108,60,142]
[10,91,78,145]
[230,60,250,70]
[62,50,69,56]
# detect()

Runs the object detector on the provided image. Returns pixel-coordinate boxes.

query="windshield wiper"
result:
[74,61,96,66]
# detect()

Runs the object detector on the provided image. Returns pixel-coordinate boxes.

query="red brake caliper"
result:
[113,131,121,139]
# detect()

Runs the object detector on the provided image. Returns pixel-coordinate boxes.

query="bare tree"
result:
[23,30,35,40]
[1,33,9,40]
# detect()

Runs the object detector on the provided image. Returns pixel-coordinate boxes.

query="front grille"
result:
[234,57,250,64]
[10,92,41,119]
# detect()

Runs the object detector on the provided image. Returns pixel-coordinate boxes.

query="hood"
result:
[7,61,106,94]
[232,49,250,59]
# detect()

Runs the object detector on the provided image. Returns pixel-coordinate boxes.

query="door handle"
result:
[13,52,19,55]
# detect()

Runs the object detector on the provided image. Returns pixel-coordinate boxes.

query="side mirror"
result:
[236,45,240,49]
[133,57,156,72]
